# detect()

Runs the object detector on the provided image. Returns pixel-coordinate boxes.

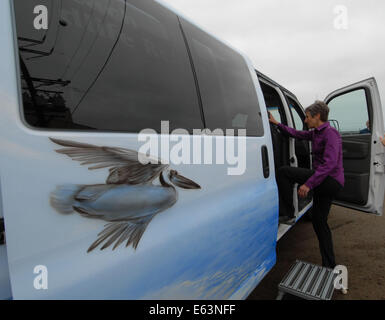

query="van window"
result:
[259,81,287,125]
[180,18,263,136]
[286,96,305,130]
[328,89,370,135]
[14,0,203,133]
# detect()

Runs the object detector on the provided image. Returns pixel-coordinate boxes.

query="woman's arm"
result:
[268,112,312,140]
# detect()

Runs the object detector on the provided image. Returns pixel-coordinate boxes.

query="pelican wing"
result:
[50,138,168,185]
[87,218,153,252]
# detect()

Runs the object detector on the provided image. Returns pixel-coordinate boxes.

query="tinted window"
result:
[180,18,263,136]
[260,81,287,125]
[14,0,203,132]
[286,96,305,130]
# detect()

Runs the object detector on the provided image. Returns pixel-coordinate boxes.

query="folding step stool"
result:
[277,260,339,300]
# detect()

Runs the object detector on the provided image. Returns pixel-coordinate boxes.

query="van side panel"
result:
[0,179,13,300]
[1,0,278,299]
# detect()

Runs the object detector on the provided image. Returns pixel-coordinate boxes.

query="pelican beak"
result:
[169,171,201,189]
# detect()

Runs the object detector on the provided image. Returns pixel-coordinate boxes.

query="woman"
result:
[269,100,344,268]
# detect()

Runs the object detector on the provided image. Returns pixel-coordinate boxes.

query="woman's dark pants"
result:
[276,166,343,268]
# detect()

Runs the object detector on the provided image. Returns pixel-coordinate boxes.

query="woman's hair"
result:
[305,100,330,122]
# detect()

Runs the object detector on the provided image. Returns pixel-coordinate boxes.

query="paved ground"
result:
[247,202,385,300]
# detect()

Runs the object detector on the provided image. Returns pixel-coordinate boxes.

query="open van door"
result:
[325,77,385,215]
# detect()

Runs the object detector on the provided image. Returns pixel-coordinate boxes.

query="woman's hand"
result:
[298,184,310,198]
[380,135,385,147]
[268,112,279,125]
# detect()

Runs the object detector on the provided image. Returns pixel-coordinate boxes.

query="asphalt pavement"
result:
[247,202,385,300]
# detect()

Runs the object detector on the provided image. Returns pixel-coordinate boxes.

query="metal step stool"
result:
[277,260,338,300]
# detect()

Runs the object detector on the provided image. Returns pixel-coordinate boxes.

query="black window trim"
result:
[177,16,206,129]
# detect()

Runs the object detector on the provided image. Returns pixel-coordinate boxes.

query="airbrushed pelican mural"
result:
[49,138,201,253]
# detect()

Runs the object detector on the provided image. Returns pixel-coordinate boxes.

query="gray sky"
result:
[163,0,385,109]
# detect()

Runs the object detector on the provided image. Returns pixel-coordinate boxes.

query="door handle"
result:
[261,145,270,178]
[0,218,5,246]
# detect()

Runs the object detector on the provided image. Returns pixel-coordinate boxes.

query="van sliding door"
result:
[284,95,313,213]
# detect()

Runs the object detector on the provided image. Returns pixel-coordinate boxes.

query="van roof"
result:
[256,69,299,102]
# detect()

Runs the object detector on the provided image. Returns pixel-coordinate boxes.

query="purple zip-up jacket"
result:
[277,122,345,190]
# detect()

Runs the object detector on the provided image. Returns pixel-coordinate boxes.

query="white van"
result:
[0,0,384,299]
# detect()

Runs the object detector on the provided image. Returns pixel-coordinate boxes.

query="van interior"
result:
[259,80,313,230]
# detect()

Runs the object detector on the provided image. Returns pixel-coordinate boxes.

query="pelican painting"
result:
[49,138,201,253]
